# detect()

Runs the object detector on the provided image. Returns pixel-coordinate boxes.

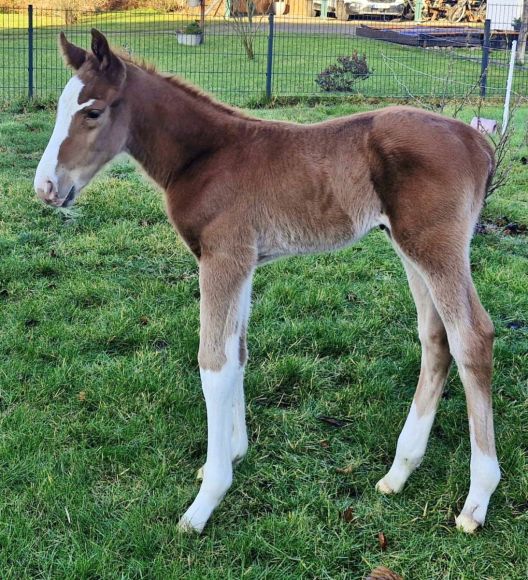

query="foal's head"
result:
[34,30,128,207]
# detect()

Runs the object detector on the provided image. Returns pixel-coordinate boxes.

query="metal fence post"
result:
[320,0,328,20]
[28,4,34,99]
[265,13,275,101]
[480,18,491,98]
[414,0,423,22]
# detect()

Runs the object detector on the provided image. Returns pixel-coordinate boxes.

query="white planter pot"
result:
[188,0,201,7]
[273,1,286,16]
[176,33,202,46]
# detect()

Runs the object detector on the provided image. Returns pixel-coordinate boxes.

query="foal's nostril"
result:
[37,190,53,204]
[36,179,58,204]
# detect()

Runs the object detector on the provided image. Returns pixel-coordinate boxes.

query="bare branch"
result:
[225,1,268,61]
[485,97,523,198]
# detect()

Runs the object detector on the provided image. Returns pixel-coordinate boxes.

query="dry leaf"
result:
[342,507,354,523]
[366,566,402,580]
[378,531,388,551]
[77,391,86,402]
[319,439,330,449]
[316,415,353,428]
[336,464,354,475]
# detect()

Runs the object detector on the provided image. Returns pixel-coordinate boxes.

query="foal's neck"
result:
[124,65,249,190]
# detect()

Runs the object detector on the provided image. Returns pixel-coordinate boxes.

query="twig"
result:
[225,1,266,61]
[484,96,523,198]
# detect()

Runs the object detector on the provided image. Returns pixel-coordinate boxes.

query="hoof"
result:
[177,517,203,534]
[178,490,220,535]
[376,477,397,495]
[455,513,481,534]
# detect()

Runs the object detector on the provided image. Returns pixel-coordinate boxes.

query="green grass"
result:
[1,8,527,104]
[0,100,527,578]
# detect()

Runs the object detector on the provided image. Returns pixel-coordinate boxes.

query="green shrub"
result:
[181,20,202,34]
[316,52,372,93]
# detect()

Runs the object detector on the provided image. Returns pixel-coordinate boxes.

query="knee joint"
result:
[419,328,449,350]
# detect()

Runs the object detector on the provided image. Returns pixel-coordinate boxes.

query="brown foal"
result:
[34,30,500,534]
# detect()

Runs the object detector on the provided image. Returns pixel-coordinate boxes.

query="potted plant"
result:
[176,21,203,46]
[512,17,521,32]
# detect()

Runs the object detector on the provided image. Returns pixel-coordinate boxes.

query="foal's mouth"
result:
[61,185,76,207]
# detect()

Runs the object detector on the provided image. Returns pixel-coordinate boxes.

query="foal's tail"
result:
[480,133,497,201]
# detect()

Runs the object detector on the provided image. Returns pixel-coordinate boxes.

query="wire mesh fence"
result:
[0,4,526,105]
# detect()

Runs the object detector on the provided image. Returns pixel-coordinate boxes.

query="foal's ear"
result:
[91,28,114,71]
[59,32,87,70]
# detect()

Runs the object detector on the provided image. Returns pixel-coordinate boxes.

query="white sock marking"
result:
[179,334,240,533]
[180,274,255,532]
[231,275,253,462]
[377,401,435,493]
[456,417,500,531]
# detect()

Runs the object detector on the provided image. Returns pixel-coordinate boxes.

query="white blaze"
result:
[34,76,94,193]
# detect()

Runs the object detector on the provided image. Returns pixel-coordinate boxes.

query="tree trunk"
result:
[516,0,528,64]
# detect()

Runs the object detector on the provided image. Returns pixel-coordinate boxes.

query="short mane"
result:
[116,50,255,121]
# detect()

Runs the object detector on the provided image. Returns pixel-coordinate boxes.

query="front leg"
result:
[231,276,252,464]
[196,277,252,480]
[179,254,254,534]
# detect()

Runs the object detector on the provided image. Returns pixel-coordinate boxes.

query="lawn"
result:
[0,98,527,578]
[1,8,527,104]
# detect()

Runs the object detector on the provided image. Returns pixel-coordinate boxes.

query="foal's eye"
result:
[86,109,102,120]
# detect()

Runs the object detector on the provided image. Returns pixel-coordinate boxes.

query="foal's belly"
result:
[256,208,376,265]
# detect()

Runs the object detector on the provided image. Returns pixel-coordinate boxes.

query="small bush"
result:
[316,52,372,93]
[181,20,202,34]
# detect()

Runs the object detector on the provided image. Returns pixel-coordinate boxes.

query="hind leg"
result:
[423,267,500,532]
[377,257,452,494]
[392,233,500,532]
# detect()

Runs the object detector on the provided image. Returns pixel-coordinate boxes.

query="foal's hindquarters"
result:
[366,114,500,534]
[177,109,500,534]
[375,223,500,534]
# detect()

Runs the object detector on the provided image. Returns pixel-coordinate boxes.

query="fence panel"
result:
[0,4,526,104]
[29,8,271,105]
[0,8,29,100]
